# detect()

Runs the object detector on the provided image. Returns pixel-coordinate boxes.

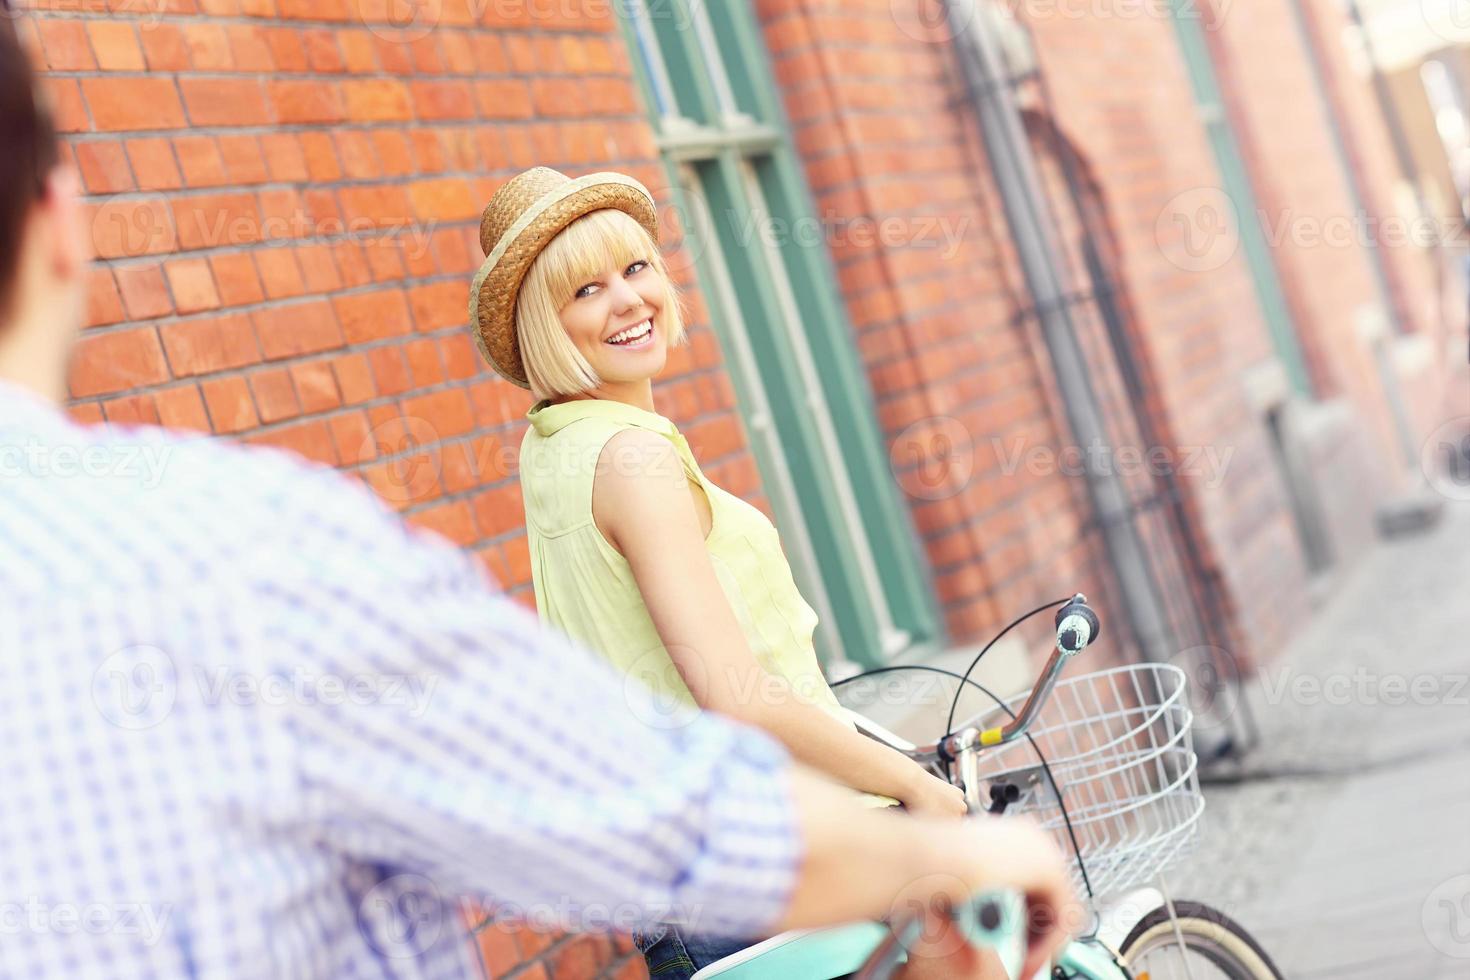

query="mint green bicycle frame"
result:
[691,889,1130,979]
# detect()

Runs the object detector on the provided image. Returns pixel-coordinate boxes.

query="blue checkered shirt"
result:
[0,381,800,979]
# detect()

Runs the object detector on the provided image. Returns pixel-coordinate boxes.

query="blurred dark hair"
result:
[0,10,61,317]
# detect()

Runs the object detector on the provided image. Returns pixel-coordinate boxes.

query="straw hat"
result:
[468,167,660,389]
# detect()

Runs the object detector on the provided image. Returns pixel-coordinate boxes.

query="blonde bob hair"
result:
[514,208,687,400]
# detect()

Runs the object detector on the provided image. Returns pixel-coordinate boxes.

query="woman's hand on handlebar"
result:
[898,771,968,819]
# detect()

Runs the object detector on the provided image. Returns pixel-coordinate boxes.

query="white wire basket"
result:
[962,662,1204,900]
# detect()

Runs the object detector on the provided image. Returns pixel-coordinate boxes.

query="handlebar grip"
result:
[1054,597,1100,654]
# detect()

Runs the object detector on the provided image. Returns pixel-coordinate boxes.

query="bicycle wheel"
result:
[1118,901,1282,980]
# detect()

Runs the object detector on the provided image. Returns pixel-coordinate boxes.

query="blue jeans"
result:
[633,923,754,979]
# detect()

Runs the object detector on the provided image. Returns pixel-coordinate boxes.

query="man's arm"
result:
[251,466,1075,968]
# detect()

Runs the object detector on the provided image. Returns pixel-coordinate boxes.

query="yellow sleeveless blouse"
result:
[521,398,897,807]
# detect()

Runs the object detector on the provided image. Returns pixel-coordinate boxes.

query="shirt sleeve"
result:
[246,465,802,940]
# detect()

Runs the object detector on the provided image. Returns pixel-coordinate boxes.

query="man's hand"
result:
[897,771,968,820]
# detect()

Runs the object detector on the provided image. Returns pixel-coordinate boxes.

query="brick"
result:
[298,132,343,181]
[114,263,173,321]
[74,141,134,195]
[323,411,371,468]
[209,252,265,307]
[440,334,481,381]
[439,441,478,494]
[159,314,260,377]
[140,24,189,72]
[84,267,125,329]
[333,289,413,344]
[289,360,342,414]
[473,80,534,119]
[302,28,345,72]
[337,30,378,73]
[343,79,412,121]
[183,23,233,71]
[330,353,376,405]
[173,136,229,188]
[200,376,259,434]
[263,27,309,72]
[102,394,160,427]
[85,21,145,71]
[249,368,300,424]
[402,388,474,440]
[254,249,307,300]
[408,282,467,332]
[407,500,477,548]
[164,258,221,315]
[253,300,343,359]
[249,419,339,466]
[226,24,275,72]
[407,179,477,222]
[124,139,183,192]
[69,328,170,398]
[260,134,309,183]
[269,80,344,124]
[83,78,186,131]
[154,385,211,433]
[218,135,269,185]
[172,193,262,250]
[410,81,475,120]
[403,338,444,387]
[333,130,380,180]
[366,346,411,396]
[293,245,343,294]
[471,484,527,539]
[43,78,88,134]
[180,77,271,127]
[37,20,96,71]
[371,131,415,176]
[69,403,105,427]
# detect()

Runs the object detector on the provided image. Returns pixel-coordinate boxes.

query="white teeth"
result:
[606,319,652,345]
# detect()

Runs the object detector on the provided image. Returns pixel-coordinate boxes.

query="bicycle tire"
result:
[1118,901,1283,980]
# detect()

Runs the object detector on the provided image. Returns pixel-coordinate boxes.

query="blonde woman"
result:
[469,168,1006,979]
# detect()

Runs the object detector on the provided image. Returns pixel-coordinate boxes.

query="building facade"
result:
[24,0,1457,976]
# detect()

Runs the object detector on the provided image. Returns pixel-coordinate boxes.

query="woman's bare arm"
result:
[592,427,962,816]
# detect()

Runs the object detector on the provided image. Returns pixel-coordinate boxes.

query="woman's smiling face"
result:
[556,250,668,387]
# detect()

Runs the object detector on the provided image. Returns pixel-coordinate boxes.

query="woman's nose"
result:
[606,273,642,313]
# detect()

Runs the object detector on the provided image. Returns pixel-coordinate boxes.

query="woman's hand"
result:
[898,770,968,820]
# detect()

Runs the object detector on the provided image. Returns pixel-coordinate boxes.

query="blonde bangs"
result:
[515,208,687,400]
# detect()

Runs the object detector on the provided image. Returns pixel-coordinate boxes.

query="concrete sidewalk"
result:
[1168,499,1470,977]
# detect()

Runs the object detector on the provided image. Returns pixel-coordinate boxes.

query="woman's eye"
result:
[574,282,599,299]
[573,260,649,299]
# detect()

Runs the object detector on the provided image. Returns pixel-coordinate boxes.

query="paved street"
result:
[1168,499,1470,978]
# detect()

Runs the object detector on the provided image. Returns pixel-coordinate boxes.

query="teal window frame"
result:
[1169,0,1314,397]
[616,0,942,669]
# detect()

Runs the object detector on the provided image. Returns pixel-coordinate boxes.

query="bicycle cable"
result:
[832,663,1096,901]
[943,596,1072,739]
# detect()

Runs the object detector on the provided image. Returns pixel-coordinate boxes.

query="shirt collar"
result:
[527,397,678,438]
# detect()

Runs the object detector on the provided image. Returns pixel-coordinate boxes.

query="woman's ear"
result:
[41,165,87,285]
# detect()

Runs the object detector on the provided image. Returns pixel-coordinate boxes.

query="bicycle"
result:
[689,594,1283,979]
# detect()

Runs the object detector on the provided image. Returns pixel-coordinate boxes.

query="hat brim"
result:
[469,173,659,390]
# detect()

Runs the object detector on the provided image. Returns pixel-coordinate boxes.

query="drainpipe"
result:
[941,1,1176,665]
